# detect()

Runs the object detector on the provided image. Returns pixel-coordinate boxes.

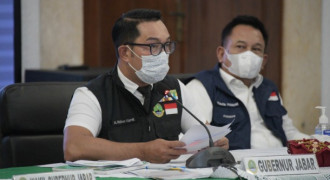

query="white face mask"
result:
[127,46,170,84]
[223,50,263,79]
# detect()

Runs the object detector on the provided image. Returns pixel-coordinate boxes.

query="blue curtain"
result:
[0,0,14,90]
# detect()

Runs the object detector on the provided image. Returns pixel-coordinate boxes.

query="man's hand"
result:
[141,139,187,163]
[205,121,229,150]
[214,137,229,150]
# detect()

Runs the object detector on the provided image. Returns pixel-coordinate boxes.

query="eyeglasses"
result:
[124,41,176,56]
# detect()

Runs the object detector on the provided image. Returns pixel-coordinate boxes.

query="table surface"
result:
[1,165,330,180]
[0,166,236,180]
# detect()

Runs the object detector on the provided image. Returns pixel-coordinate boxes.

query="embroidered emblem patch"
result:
[268,91,279,101]
[169,89,178,99]
[164,103,178,115]
[160,89,179,102]
[152,103,164,118]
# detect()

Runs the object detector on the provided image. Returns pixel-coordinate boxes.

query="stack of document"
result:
[128,168,212,179]
[53,158,145,175]
[128,163,213,179]
[51,158,214,179]
[66,158,142,167]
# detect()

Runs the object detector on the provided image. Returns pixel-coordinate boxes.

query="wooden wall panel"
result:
[182,0,282,89]
[84,0,283,90]
[84,0,179,68]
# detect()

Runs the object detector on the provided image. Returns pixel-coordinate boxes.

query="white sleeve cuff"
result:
[64,87,102,137]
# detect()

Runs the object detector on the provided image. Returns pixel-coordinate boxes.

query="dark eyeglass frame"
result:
[124,41,176,56]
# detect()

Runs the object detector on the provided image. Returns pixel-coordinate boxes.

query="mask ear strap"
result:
[126,45,142,59]
[128,62,138,72]
[222,50,231,69]
[126,45,141,72]
[224,49,230,57]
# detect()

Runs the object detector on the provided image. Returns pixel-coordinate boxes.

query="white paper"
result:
[179,123,231,153]
[127,168,211,180]
[66,158,142,167]
[38,163,66,168]
[169,154,192,163]
[93,165,145,176]
[95,173,137,178]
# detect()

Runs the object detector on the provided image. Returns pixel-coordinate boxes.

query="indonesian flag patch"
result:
[164,103,178,115]
[268,91,279,101]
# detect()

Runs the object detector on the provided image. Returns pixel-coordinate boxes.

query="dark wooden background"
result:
[84,0,283,90]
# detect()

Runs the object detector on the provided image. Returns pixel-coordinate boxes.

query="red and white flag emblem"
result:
[268,91,279,101]
[164,103,178,115]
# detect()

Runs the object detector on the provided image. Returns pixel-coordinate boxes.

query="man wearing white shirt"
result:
[186,15,309,150]
[63,9,228,164]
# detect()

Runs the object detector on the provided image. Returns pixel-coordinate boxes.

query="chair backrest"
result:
[0,82,85,168]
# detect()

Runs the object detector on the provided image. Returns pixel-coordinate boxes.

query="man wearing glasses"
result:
[63,9,229,163]
[186,15,309,150]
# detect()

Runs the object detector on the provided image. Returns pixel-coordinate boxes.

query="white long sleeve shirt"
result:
[186,68,310,149]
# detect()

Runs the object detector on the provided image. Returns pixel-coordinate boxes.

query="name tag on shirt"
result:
[113,118,136,125]
[217,101,239,107]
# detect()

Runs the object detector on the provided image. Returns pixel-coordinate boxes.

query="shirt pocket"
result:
[108,116,143,142]
[154,117,181,140]
[265,101,287,118]
[264,101,287,130]
[212,103,238,127]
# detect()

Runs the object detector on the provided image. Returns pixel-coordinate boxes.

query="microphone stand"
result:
[167,91,214,147]
[165,90,235,168]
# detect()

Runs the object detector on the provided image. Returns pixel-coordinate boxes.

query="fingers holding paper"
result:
[214,137,229,150]
[142,139,187,163]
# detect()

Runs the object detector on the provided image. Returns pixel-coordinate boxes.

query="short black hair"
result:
[221,15,268,49]
[112,9,162,58]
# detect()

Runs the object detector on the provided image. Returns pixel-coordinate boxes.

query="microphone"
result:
[163,89,236,168]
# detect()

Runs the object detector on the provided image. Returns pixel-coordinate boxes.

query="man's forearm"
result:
[63,126,145,161]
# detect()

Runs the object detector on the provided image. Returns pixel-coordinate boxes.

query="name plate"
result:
[13,169,95,180]
[242,154,319,176]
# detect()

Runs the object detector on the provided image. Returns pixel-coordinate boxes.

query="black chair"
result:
[0,82,85,168]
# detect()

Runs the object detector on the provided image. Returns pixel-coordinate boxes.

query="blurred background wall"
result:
[282,0,322,135]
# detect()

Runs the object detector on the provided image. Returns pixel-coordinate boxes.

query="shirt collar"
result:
[117,66,153,94]
[219,68,263,89]
[117,66,139,95]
